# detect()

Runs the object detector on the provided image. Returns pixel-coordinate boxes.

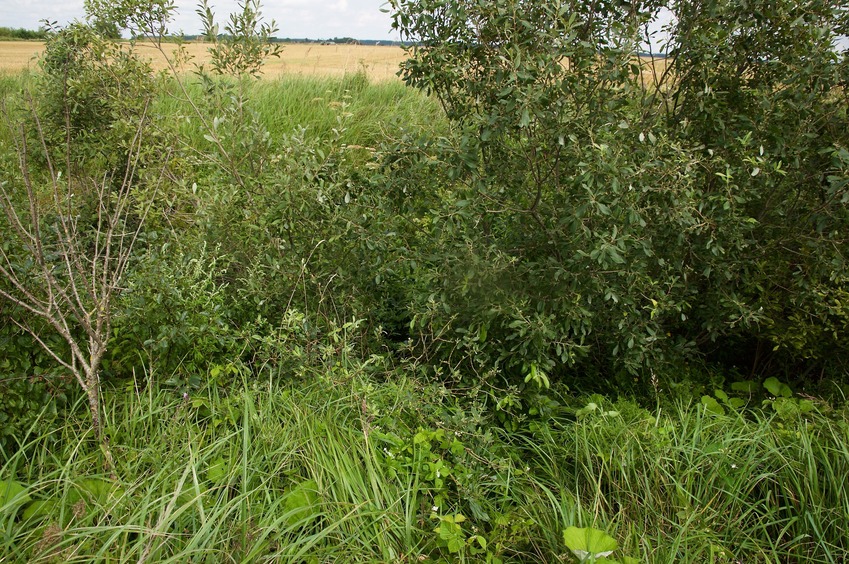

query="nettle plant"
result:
[562,526,638,564]
[386,0,849,389]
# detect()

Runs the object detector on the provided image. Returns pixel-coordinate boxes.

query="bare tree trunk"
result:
[0,89,169,476]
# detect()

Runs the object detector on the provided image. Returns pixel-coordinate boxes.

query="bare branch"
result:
[0,59,169,458]
[6,316,88,393]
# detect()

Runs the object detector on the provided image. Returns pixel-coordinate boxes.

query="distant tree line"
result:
[0,26,408,46]
[0,26,49,40]
[180,34,410,46]
[289,37,411,46]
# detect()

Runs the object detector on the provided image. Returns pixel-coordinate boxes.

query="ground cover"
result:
[2,372,847,563]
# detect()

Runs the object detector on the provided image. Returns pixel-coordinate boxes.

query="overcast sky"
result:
[3,0,400,41]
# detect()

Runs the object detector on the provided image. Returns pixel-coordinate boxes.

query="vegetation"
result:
[387,0,849,388]
[1,0,848,562]
[0,27,48,41]
[2,374,847,562]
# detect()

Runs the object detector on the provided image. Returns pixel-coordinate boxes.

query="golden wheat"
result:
[0,41,409,82]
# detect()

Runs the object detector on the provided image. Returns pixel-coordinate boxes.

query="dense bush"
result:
[0,320,73,454]
[383,0,849,390]
[35,21,162,175]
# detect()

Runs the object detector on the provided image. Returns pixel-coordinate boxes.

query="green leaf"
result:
[763,377,792,398]
[22,499,57,521]
[727,398,746,409]
[284,479,320,525]
[576,402,598,418]
[206,457,228,484]
[0,479,30,509]
[562,526,618,559]
[447,535,464,553]
[78,478,116,503]
[701,395,725,416]
[731,380,758,394]
[798,399,815,414]
[66,478,126,512]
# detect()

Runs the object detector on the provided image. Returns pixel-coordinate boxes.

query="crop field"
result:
[0,40,409,81]
[0,40,670,86]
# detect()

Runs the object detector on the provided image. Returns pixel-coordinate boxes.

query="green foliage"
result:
[561,526,617,562]
[34,20,162,176]
[700,375,820,420]
[196,0,282,78]
[377,425,469,515]
[0,27,48,40]
[110,241,235,382]
[661,0,849,371]
[0,375,69,454]
[0,315,76,453]
[84,0,175,38]
[0,9,179,458]
[432,512,492,558]
[2,0,849,560]
[0,374,846,562]
[283,478,320,526]
[0,479,29,510]
[384,0,849,390]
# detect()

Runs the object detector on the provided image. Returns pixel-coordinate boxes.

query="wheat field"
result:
[0,41,409,82]
[0,41,669,85]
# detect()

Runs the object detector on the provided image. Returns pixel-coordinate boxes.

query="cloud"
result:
[1,0,397,40]
[5,0,87,28]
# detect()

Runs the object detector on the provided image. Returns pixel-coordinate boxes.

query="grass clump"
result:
[2,371,847,563]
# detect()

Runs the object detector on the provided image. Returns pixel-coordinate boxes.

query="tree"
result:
[385,0,849,387]
[0,15,174,471]
[0,105,169,470]
[0,0,287,466]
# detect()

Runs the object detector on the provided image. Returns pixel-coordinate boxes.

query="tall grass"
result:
[150,70,445,151]
[2,376,426,562]
[521,398,849,563]
[0,69,444,174]
[2,375,847,562]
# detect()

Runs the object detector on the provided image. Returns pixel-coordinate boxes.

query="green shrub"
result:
[383,0,849,390]
[109,241,236,384]
[0,330,72,455]
[34,21,162,176]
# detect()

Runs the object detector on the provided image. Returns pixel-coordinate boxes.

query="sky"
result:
[2,0,401,41]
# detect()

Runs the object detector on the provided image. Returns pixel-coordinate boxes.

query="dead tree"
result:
[0,96,170,472]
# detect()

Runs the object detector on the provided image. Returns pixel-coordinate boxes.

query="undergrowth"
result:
[2,369,847,563]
